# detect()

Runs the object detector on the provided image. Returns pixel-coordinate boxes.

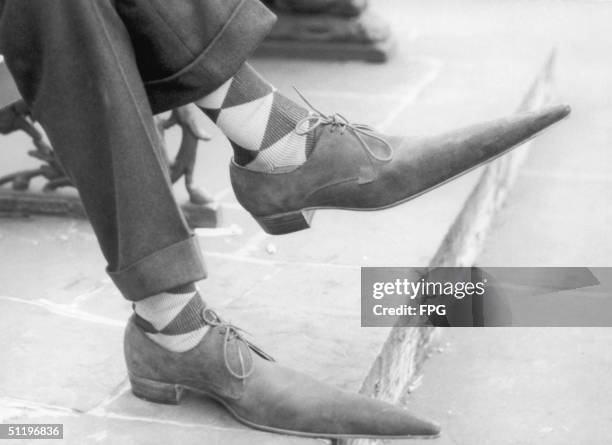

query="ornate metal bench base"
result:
[0,72,221,229]
[0,189,220,228]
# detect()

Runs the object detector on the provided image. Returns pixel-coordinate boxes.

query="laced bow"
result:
[201,308,258,379]
[293,88,394,162]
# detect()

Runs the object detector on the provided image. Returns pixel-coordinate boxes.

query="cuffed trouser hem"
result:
[108,236,207,301]
[144,0,277,114]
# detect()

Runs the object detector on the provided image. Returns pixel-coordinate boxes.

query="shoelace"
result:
[293,88,394,162]
[201,308,255,379]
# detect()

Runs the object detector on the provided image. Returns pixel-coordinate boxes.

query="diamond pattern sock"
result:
[196,63,314,173]
[133,283,209,352]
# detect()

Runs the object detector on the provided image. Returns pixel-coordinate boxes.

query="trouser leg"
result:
[0,0,276,300]
[0,0,206,300]
[114,0,278,114]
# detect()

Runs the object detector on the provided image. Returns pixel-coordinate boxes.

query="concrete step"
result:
[405,0,612,443]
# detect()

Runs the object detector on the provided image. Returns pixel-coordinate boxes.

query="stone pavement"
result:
[1,0,605,444]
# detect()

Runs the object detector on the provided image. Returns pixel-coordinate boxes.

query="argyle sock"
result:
[196,63,315,173]
[133,283,209,352]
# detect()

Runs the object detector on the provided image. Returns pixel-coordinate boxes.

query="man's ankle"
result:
[197,63,314,173]
[133,284,209,352]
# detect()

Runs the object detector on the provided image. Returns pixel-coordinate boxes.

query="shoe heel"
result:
[129,375,184,405]
[255,210,314,235]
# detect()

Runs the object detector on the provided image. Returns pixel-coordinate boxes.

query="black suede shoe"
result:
[125,309,441,439]
[230,103,571,234]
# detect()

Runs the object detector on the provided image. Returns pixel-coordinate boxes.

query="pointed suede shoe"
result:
[230,104,571,234]
[125,309,441,439]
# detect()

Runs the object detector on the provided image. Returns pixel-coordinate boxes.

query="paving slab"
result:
[0,218,106,305]
[407,328,612,445]
[0,300,125,412]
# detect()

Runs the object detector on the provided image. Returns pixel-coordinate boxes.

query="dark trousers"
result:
[0,0,276,300]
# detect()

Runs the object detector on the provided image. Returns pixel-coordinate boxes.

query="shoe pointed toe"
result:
[536,104,571,126]
[348,396,441,438]
[389,104,572,199]
[395,414,441,438]
[234,360,440,439]
[491,103,571,149]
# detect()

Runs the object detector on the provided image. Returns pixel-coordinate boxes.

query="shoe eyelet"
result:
[201,308,218,325]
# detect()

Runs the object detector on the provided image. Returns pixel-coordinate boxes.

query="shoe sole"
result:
[129,373,441,440]
[251,122,566,235]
